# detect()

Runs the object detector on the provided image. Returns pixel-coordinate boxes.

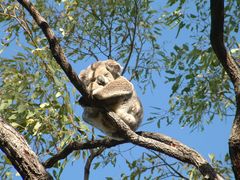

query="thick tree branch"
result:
[98,112,224,180]
[210,0,240,90]
[44,128,223,179]
[0,118,52,180]
[17,1,223,179]
[210,0,240,178]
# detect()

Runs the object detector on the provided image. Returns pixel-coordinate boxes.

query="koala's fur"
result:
[79,59,143,139]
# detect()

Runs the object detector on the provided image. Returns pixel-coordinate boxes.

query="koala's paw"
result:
[117,113,138,129]
[92,87,106,99]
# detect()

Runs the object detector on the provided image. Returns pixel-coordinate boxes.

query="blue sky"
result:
[0,1,234,179]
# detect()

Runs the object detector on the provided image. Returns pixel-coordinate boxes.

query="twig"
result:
[88,47,99,61]
[129,34,144,81]
[84,147,105,180]
[151,151,189,180]
[121,0,138,75]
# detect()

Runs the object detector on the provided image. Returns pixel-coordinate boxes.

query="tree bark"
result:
[210,0,240,179]
[0,118,52,180]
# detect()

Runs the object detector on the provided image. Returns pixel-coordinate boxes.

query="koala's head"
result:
[79,60,122,94]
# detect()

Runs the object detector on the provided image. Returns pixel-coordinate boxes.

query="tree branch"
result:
[152,152,188,180]
[210,0,240,178]
[43,138,124,168]
[0,118,52,179]
[102,113,223,180]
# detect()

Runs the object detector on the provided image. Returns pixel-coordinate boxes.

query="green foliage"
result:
[155,0,237,130]
[163,45,234,129]
[0,2,87,174]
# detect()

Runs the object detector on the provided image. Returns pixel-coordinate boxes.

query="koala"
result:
[79,59,143,139]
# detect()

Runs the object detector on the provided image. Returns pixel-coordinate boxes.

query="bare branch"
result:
[43,138,124,168]
[0,118,52,179]
[84,148,105,180]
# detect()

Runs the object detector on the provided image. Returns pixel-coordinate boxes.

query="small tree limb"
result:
[43,139,124,168]
[84,148,105,180]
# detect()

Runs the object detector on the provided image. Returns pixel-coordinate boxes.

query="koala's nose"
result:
[97,75,107,85]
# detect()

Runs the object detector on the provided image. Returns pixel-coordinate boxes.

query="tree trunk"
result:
[229,105,240,179]
[210,0,240,179]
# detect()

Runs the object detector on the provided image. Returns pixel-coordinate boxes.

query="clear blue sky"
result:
[0,1,233,179]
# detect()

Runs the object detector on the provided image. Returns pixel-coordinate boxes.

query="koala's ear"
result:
[105,60,122,78]
[79,70,86,81]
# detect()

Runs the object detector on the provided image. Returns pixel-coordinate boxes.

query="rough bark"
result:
[16,0,224,179]
[0,118,52,180]
[210,0,240,179]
